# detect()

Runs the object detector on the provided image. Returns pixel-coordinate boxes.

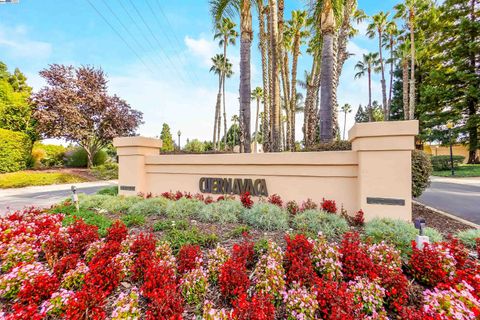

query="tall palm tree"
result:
[211,0,253,153]
[210,54,232,150]
[340,103,352,140]
[316,0,344,142]
[384,20,398,115]
[394,0,428,120]
[214,17,238,149]
[269,0,281,152]
[367,11,389,120]
[285,10,309,150]
[397,38,411,119]
[354,52,379,122]
[251,87,263,151]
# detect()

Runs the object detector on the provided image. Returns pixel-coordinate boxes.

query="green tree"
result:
[0,62,36,140]
[355,105,369,123]
[251,87,263,148]
[160,123,174,152]
[340,103,352,140]
[354,53,379,122]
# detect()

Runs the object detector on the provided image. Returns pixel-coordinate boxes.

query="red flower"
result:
[321,198,337,213]
[177,244,202,274]
[339,232,377,281]
[219,258,250,300]
[106,220,128,243]
[267,194,283,207]
[233,293,275,320]
[240,192,253,209]
[67,219,99,254]
[284,234,316,287]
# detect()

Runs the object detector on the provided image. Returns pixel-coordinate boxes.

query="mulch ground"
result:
[412,202,474,236]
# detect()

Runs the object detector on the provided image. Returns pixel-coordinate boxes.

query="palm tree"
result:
[397,38,411,119]
[214,17,238,149]
[367,11,389,120]
[340,103,352,140]
[394,0,428,120]
[285,10,309,150]
[251,87,263,151]
[211,0,253,153]
[354,52,379,122]
[316,0,343,142]
[269,0,281,152]
[384,20,398,115]
[210,54,232,150]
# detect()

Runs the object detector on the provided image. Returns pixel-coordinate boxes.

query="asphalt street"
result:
[0,181,117,213]
[417,177,480,225]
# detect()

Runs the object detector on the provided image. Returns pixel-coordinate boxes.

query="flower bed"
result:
[1,205,479,319]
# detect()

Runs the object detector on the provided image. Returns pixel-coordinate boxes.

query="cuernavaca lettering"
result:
[199,177,268,197]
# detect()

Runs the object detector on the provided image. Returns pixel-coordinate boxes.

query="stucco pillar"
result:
[349,120,419,221]
[113,137,162,196]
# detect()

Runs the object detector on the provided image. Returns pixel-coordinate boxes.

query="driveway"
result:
[0,180,117,213]
[416,176,480,225]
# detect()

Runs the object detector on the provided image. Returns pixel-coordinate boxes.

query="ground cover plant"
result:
[0,171,87,189]
[0,207,479,319]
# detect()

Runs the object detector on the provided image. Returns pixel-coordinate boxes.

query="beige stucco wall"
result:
[114,120,418,221]
[423,144,476,163]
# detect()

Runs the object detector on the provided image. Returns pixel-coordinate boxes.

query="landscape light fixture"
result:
[71,185,79,211]
[446,121,455,176]
[414,218,429,249]
[414,217,426,236]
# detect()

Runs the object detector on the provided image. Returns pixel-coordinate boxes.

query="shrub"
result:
[96,186,118,196]
[62,208,112,237]
[78,194,112,210]
[0,128,32,173]
[91,163,118,180]
[412,150,433,197]
[127,197,170,216]
[456,229,480,250]
[100,195,142,213]
[163,227,218,253]
[184,139,205,153]
[228,225,250,238]
[32,142,66,167]
[241,203,289,231]
[293,209,349,239]
[64,147,108,167]
[121,213,145,227]
[365,218,443,257]
[430,155,465,171]
[304,140,352,151]
[198,200,243,224]
[165,197,205,219]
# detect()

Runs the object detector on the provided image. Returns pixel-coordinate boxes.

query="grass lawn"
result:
[0,171,88,188]
[432,164,480,177]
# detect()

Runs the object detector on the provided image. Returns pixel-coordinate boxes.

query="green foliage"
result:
[91,162,118,180]
[64,147,108,168]
[292,210,349,239]
[183,139,205,153]
[254,238,269,256]
[456,229,480,250]
[0,128,32,173]
[430,155,465,171]
[127,197,171,216]
[227,225,250,238]
[412,150,433,198]
[365,218,443,257]
[433,164,480,177]
[355,105,369,123]
[0,171,86,188]
[96,186,118,196]
[121,213,146,227]
[99,195,142,213]
[31,142,66,167]
[241,203,289,231]
[162,226,218,253]
[78,194,112,210]
[304,140,352,151]
[0,62,36,140]
[153,219,189,232]
[160,123,175,152]
[165,197,205,219]
[50,204,112,237]
[198,200,243,224]
[225,123,240,148]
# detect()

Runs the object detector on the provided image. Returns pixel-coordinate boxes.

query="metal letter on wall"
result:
[199,177,268,196]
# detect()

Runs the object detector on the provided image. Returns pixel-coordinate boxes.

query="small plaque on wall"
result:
[120,185,136,191]
[367,197,405,206]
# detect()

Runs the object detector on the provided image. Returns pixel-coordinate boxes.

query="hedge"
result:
[0,128,32,173]
[64,147,108,167]
[430,155,465,171]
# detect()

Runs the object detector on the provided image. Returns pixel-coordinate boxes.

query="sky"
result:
[0,0,400,144]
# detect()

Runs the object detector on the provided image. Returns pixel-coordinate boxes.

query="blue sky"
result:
[0,0,400,143]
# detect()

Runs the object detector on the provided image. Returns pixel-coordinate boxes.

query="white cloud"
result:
[0,24,52,59]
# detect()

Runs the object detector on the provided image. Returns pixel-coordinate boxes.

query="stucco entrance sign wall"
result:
[114,120,419,221]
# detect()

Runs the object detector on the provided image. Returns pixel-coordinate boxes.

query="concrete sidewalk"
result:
[0,180,117,213]
[416,176,480,225]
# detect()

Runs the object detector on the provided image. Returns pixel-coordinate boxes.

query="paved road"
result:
[417,177,480,225]
[0,181,117,213]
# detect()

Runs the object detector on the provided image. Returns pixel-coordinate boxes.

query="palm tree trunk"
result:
[290,36,300,150]
[222,38,228,150]
[254,98,260,152]
[343,111,347,140]
[388,37,394,116]
[239,0,253,153]
[409,11,416,120]
[368,68,373,122]
[213,76,222,150]
[378,32,388,121]
[319,31,335,142]
[257,3,270,152]
[281,54,291,150]
[269,0,281,151]
[402,57,409,119]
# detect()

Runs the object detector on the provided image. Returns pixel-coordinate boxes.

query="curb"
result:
[413,200,480,229]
